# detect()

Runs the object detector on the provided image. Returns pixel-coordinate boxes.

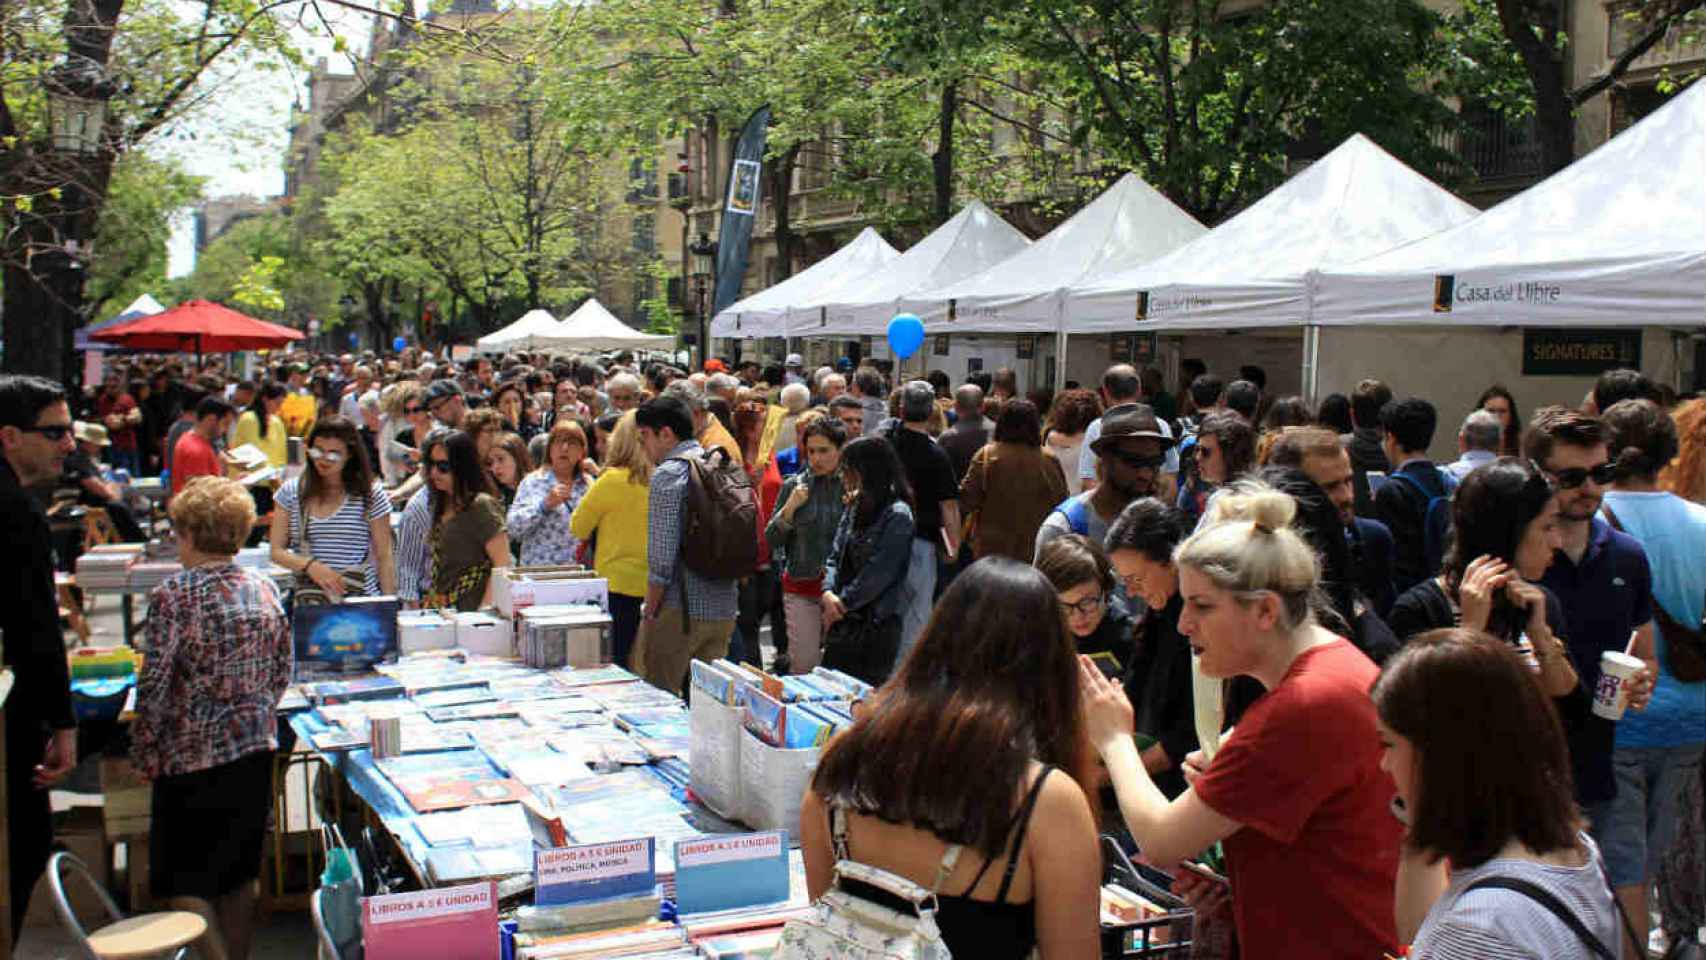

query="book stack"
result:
[519,604,612,669]
[510,921,688,959]
[75,545,143,589]
[127,560,183,591]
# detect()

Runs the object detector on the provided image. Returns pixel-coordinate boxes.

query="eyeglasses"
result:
[307,448,346,463]
[1059,593,1107,618]
[1195,445,1217,459]
[1108,450,1165,471]
[428,459,453,473]
[1546,461,1616,490]
[20,425,73,441]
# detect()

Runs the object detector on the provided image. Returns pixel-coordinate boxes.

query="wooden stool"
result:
[84,911,206,959]
[57,572,91,645]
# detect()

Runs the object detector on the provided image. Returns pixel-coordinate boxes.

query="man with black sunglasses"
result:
[1527,405,1659,920]
[1035,405,1172,559]
[0,375,80,938]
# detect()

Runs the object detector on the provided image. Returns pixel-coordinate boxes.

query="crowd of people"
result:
[3,344,1704,958]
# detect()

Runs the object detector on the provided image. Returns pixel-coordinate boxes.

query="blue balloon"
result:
[392,335,408,352]
[887,313,925,360]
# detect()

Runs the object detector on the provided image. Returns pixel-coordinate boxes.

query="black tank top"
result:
[837,765,1055,958]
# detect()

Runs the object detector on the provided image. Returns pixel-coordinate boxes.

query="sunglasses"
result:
[1546,461,1615,490]
[1108,450,1165,470]
[21,425,74,441]
[1059,593,1106,618]
[307,448,346,463]
[404,405,426,414]
[428,459,454,473]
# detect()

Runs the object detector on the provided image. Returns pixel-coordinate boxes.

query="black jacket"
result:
[0,460,75,729]
[1126,594,1195,800]
[1343,428,1390,519]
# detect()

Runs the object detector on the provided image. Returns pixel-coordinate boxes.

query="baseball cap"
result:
[785,353,803,368]
[424,380,464,405]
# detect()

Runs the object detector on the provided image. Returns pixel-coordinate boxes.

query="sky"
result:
[161,4,373,277]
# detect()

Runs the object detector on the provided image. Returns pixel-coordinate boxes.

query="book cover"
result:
[413,685,499,710]
[424,701,520,724]
[534,837,655,905]
[405,777,534,814]
[362,881,499,960]
[294,597,401,672]
[673,833,790,915]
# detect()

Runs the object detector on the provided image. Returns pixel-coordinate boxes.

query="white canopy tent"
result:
[916,173,1207,332]
[813,200,1031,336]
[710,227,901,338]
[1314,81,1705,328]
[555,298,675,352]
[1064,135,1479,334]
[476,309,571,353]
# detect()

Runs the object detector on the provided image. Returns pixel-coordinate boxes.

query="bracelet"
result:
[303,558,319,575]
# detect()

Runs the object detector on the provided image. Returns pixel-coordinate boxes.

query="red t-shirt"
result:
[751,457,783,567]
[97,392,138,451]
[171,430,222,496]
[1192,638,1402,959]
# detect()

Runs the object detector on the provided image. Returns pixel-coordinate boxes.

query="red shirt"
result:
[97,391,139,451]
[171,430,222,496]
[1192,639,1402,959]
[751,456,783,567]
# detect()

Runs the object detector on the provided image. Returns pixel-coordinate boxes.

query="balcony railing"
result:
[1435,110,1547,183]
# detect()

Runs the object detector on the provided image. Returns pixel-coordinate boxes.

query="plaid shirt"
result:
[648,440,738,622]
[132,564,292,779]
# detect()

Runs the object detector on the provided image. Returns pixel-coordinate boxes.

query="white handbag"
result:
[775,805,959,960]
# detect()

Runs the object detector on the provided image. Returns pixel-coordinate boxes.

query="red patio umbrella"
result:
[91,299,305,358]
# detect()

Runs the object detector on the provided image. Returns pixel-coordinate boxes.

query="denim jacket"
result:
[764,470,845,582]
[823,499,915,621]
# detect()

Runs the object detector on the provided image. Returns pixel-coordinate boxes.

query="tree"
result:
[1469,0,1702,174]
[82,152,203,320]
[1007,0,1460,223]
[1,0,298,379]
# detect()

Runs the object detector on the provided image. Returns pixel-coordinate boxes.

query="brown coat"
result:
[959,441,1069,562]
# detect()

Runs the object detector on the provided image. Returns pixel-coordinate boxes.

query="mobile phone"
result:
[1087,650,1122,679]
[1176,859,1230,889]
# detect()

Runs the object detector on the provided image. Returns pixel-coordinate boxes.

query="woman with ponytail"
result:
[1079,481,1403,958]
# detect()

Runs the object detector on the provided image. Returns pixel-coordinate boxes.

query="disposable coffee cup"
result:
[1593,651,1644,721]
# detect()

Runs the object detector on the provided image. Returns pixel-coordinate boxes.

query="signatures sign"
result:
[1522,328,1641,377]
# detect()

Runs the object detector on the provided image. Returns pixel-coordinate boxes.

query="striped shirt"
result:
[277,477,392,594]
[1410,834,1622,959]
[396,486,434,602]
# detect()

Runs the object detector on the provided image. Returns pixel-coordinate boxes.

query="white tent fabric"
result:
[1065,135,1479,333]
[1314,82,1706,328]
[710,227,900,338]
[914,174,1207,332]
[555,298,675,351]
[120,293,167,318]
[477,309,573,353]
[814,200,1032,335]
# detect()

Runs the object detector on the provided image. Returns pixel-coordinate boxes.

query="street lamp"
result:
[46,56,109,156]
[687,231,718,368]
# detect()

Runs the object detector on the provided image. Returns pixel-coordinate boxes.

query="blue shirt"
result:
[1540,516,1653,806]
[775,445,804,478]
[1600,491,1706,749]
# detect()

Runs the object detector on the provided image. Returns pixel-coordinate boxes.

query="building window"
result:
[631,213,657,255]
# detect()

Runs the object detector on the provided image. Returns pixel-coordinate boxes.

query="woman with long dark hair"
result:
[423,430,508,611]
[801,558,1101,959]
[1476,384,1523,456]
[1377,630,1626,954]
[1387,458,1580,698]
[1316,392,1354,435]
[270,414,396,599]
[1179,410,1256,525]
[819,436,915,684]
[234,380,288,468]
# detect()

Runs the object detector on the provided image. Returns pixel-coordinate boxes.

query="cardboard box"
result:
[399,610,456,654]
[454,611,512,657]
[490,566,603,618]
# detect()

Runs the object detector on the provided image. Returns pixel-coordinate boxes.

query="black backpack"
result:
[675,445,760,582]
[1388,467,1457,579]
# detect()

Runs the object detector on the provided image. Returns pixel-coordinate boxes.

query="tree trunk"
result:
[1494,0,1575,174]
[931,80,958,226]
[769,144,800,281]
[1,254,77,383]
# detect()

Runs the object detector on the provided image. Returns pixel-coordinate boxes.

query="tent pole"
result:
[1054,293,1069,393]
[1302,325,1321,408]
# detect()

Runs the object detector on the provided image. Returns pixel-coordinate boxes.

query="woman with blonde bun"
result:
[1079,481,1403,959]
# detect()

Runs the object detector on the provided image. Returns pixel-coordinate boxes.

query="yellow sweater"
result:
[232,411,289,468]
[568,466,650,597]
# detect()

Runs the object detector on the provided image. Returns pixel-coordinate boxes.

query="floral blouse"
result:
[506,468,591,566]
[132,563,291,779]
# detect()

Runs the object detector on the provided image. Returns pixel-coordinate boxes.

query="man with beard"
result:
[1269,427,1397,619]
[1527,406,1659,955]
[1034,405,1172,558]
